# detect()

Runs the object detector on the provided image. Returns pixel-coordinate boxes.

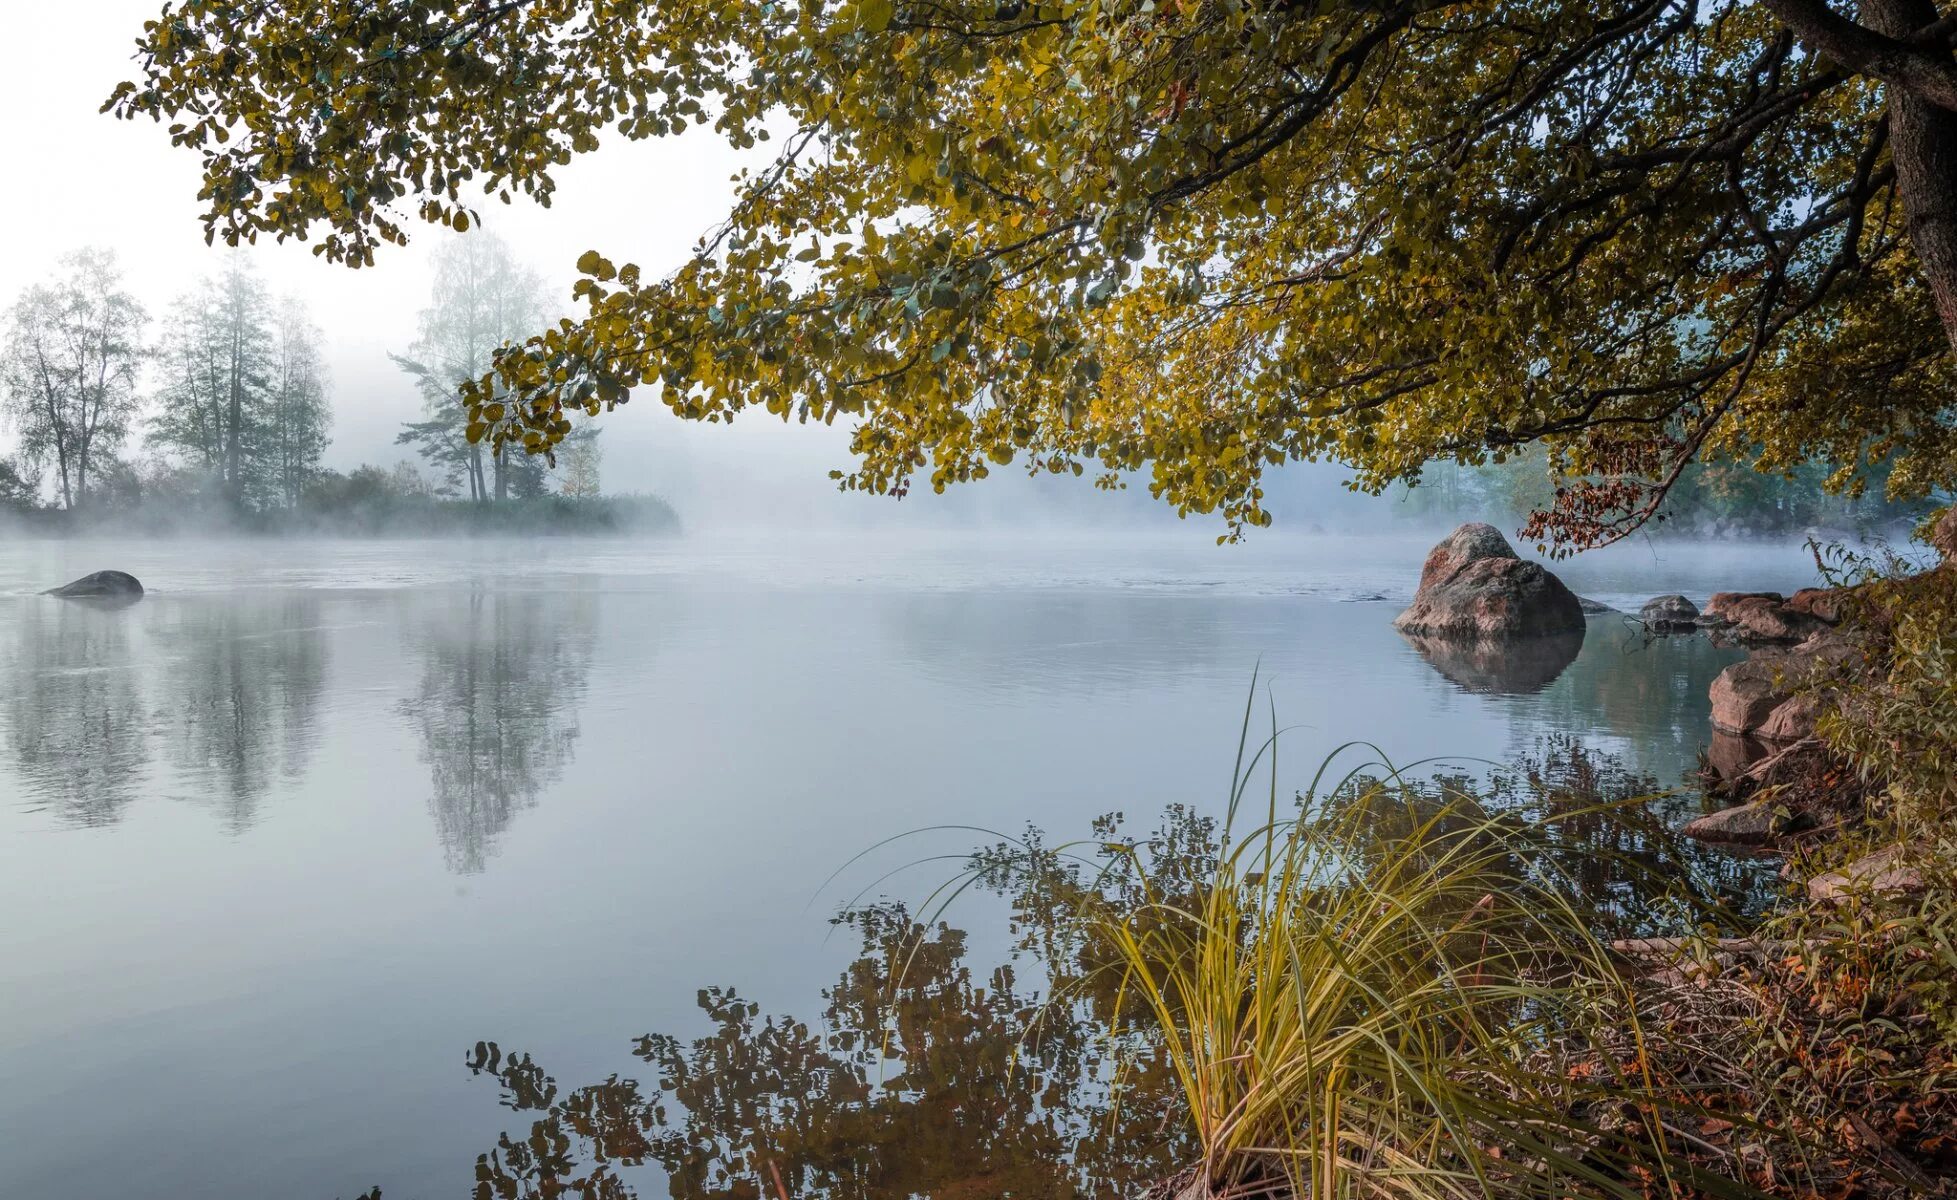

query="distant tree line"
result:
[1394,447,1940,541]
[0,238,655,536]
[1,248,331,517]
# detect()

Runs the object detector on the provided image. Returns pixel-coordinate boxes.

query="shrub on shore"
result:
[0,472,681,538]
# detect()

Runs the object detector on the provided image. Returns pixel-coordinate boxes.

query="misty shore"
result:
[0,492,680,540]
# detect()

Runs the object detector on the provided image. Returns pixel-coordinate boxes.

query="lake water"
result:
[0,531,1823,1199]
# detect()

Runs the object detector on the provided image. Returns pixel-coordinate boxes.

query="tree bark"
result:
[1864,0,1957,350]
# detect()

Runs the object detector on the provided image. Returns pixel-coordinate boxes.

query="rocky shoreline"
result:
[1395,519,1952,905]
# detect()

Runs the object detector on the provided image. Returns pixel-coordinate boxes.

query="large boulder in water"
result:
[1393,523,1585,639]
[44,570,144,603]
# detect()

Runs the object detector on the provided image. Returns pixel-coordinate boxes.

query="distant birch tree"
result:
[0,249,146,511]
[268,297,332,508]
[151,261,276,508]
[395,233,548,503]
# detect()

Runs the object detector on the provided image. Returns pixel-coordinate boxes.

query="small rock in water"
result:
[1680,799,1793,846]
[44,570,144,603]
[1721,596,1828,644]
[1577,595,1617,614]
[1639,594,1700,631]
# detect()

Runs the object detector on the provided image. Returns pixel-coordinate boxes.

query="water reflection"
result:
[399,589,599,873]
[4,601,147,826]
[459,905,1189,1200]
[1503,624,1749,787]
[1399,629,1585,694]
[445,751,1769,1200]
[155,595,328,830]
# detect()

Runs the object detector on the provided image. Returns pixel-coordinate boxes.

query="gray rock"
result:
[44,570,144,603]
[1809,844,1927,903]
[1639,594,1700,630]
[1392,523,1585,639]
[1577,595,1618,614]
[1680,800,1788,846]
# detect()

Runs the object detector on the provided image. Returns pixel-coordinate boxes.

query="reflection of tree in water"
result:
[156,594,328,831]
[401,588,597,874]
[460,904,1190,1200]
[442,744,1775,1200]
[883,590,1229,699]
[4,601,147,826]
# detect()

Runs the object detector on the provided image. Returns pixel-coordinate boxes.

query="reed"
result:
[1047,694,1745,1200]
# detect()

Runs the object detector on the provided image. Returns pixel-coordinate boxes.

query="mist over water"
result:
[0,528,1821,1199]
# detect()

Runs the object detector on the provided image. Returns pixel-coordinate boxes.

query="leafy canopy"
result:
[108,0,1957,543]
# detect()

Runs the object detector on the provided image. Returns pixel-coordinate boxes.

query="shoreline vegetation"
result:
[0,473,680,539]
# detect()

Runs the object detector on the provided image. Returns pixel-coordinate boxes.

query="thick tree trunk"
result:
[1864,0,1957,351]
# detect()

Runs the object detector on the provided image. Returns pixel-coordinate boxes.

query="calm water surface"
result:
[0,531,1821,1198]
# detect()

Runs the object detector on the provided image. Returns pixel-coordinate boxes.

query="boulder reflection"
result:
[400,588,598,873]
[1400,628,1585,695]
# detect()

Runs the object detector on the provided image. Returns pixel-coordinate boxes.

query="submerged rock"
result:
[1698,590,1831,644]
[1392,523,1585,639]
[1640,594,1700,631]
[44,570,144,603]
[1400,629,1584,695]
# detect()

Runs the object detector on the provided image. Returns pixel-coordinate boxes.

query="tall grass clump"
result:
[1043,707,1747,1200]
